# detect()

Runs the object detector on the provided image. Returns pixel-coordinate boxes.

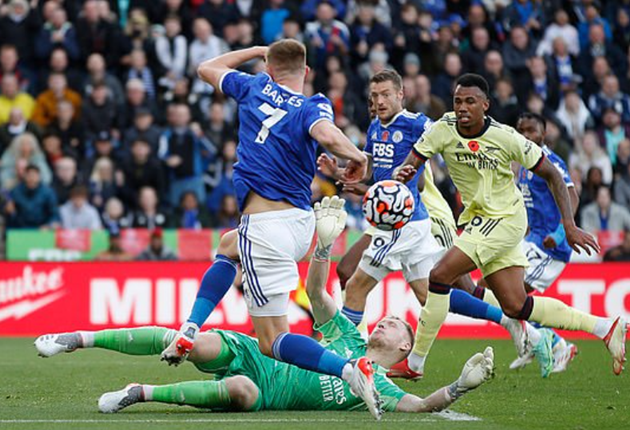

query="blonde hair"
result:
[90,157,114,183]
[267,39,306,74]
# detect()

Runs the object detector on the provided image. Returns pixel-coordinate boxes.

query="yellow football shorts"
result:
[455,208,528,276]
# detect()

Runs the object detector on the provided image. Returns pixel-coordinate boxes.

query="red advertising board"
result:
[1,262,629,338]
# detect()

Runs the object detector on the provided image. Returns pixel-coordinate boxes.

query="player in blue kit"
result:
[500,113,579,373]
[318,70,528,379]
[159,40,384,419]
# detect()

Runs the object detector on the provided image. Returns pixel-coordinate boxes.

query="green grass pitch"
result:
[0,338,628,430]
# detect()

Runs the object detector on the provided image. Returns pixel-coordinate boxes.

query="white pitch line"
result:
[0,413,481,424]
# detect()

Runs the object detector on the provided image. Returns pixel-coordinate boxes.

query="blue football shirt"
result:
[220,71,335,211]
[518,145,574,262]
[364,110,431,222]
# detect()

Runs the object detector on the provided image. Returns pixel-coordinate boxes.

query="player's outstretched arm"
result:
[534,157,600,255]
[197,46,268,89]
[392,152,426,184]
[307,196,347,325]
[310,121,368,183]
[395,347,494,413]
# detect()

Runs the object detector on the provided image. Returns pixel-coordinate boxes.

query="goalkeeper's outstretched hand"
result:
[314,195,347,252]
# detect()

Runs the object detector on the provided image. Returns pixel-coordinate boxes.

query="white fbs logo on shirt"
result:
[0,266,65,322]
[373,130,401,160]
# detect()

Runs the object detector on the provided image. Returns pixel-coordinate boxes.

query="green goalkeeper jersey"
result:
[209,312,407,412]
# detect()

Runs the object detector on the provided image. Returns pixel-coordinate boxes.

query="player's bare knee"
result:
[217,230,239,260]
[428,264,455,286]
[225,376,259,411]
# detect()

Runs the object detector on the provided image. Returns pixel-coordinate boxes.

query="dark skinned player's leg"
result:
[337,234,372,290]
[409,246,477,374]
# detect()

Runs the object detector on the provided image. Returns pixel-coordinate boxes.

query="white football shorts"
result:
[522,240,567,292]
[359,218,443,283]
[238,208,315,316]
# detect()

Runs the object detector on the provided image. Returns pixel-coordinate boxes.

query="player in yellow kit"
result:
[394,73,626,377]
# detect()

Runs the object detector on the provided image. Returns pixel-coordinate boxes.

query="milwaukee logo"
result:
[0,266,65,322]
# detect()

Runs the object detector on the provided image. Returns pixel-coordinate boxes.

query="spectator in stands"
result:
[47,100,84,158]
[120,78,155,129]
[188,18,229,97]
[503,26,537,95]
[88,155,120,212]
[0,45,30,91]
[1,132,51,190]
[0,74,35,124]
[546,37,578,93]
[126,50,156,100]
[130,186,168,229]
[4,164,59,229]
[577,4,613,50]
[51,156,79,205]
[31,73,81,128]
[412,74,446,121]
[556,90,594,142]
[544,118,572,164]
[120,138,165,207]
[588,74,630,124]
[101,196,131,231]
[158,103,212,206]
[59,184,102,230]
[203,102,234,149]
[461,3,499,44]
[213,194,239,228]
[40,48,83,94]
[597,108,630,167]
[280,15,304,43]
[570,131,613,185]
[0,108,41,154]
[579,23,626,82]
[483,50,510,92]
[35,6,79,63]
[537,9,579,56]
[461,27,495,76]
[524,56,560,110]
[583,56,612,101]
[326,71,365,129]
[83,53,125,107]
[581,185,630,234]
[0,0,40,66]
[168,190,211,229]
[122,8,150,53]
[42,132,66,168]
[349,3,391,67]
[155,14,188,92]
[136,228,177,261]
[75,0,122,69]
[260,0,291,45]
[197,0,239,37]
[122,108,161,154]
[603,230,630,262]
[305,1,350,71]
[82,81,119,142]
[206,138,236,209]
[95,230,133,261]
[616,138,630,176]
[489,78,520,127]
[501,0,546,36]
[433,52,462,107]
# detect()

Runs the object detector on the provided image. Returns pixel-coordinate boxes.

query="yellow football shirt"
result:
[413,112,544,225]
[421,161,456,226]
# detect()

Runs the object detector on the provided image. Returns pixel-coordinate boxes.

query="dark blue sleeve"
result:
[219,70,258,102]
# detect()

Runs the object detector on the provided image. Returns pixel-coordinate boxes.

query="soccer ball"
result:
[362,180,415,231]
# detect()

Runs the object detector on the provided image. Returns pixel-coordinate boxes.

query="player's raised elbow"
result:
[197,61,221,88]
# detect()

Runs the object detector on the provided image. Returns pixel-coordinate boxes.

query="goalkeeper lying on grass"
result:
[35,197,494,417]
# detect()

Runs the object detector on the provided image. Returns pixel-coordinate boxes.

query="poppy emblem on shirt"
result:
[468,140,480,152]
[382,131,390,141]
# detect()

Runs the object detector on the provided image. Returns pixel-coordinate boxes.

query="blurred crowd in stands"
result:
[0,0,630,261]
